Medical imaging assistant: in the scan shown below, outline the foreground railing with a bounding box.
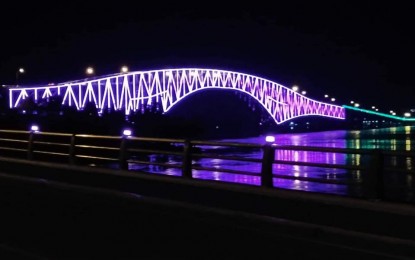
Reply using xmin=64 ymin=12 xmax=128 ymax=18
xmin=0 ymin=129 xmax=414 ymax=201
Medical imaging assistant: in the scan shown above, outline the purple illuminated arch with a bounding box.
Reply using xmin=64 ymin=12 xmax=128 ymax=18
xmin=9 ymin=68 xmax=345 ymax=124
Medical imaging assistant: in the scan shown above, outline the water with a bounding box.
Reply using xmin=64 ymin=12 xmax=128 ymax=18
xmin=128 ymin=126 xmax=415 ymax=202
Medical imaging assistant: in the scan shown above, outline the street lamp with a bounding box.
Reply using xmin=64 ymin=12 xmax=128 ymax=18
xmin=16 ymin=67 xmax=25 ymax=86
xmin=86 ymin=66 xmax=94 ymax=75
xmin=292 ymin=85 xmax=299 ymax=92
xmin=121 ymin=66 xmax=129 ymax=73
xmin=301 ymin=90 xmax=307 ymax=95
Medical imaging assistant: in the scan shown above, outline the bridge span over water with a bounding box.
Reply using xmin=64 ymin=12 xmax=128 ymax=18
xmin=9 ymin=68 xmax=345 ymax=124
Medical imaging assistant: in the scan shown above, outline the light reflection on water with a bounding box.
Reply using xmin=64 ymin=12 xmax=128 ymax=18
xmin=129 ymin=126 xmax=415 ymax=201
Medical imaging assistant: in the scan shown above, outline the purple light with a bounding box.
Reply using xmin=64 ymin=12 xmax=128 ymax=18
xmin=122 ymin=129 xmax=132 ymax=136
xmin=265 ymin=136 xmax=275 ymax=143
xmin=9 ymin=68 xmax=346 ymax=124
xmin=30 ymin=125 xmax=39 ymax=132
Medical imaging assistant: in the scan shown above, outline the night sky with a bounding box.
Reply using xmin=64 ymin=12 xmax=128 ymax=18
xmin=1 ymin=2 xmax=414 ymax=114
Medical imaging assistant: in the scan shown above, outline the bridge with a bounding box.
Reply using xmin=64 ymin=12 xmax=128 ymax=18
xmin=8 ymin=68 xmax=345 ymax=124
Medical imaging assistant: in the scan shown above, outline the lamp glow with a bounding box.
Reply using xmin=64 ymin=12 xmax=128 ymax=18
xmin=30 ymin=125 xmax=39 ymax=132
xmin=265 ymin=135 xmax=275 ymax=143
xmin=404 ymin=112 xmax=411 ymax=117
xmin=122 ymin=129 xmax=132 ymax=136
xmin=301 ymin=90 xmax=306 ymax=95
xmin=292 ymin=85 xmax=299 ymax=92
xmin=19 ymin=68 xmax=25 ymax=73
xmin=121 ymin=66 xmax=129 ymax=73
xmin=86 ymin=67 xmax=94 ymax=75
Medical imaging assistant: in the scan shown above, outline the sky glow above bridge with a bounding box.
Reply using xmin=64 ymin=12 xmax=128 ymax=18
xmin=9 ymin=68 xmax=345 ymax=124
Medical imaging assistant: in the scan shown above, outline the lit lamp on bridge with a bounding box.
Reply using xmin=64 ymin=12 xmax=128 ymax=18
xmin=404 ymin=112 xmax=411 ymax=117
xmin=86 ymin=66 xmax=94 ymax=76
xmin=292 ymin=85 xmax=299 ymax=92
xmin=16 ymin=67 xmax=25 ymax=87
xmin=121 ymin=66 xmax=129 ymax=73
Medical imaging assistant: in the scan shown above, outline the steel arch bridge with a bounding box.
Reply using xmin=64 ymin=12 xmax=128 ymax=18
xmin=9 ymin=68 xmax=345 ymax=124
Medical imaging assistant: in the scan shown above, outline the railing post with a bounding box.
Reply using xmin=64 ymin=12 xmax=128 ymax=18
xmin=27 ymin=131 xmax=34 ymax=160
xmin=182 ymin=140 xmax=193 ymax=179
xmin=119 ymin=136 xmax=129 ymax=170
xmin=261 ymin=143 xmax=275 ymax=188
xmin=69 ymin=134 xmax=76 ymax=165
xmin=365 ymin=149 xmax=385 ymax=200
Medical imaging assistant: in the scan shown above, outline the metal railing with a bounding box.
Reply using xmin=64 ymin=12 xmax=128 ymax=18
xmin=0 ymin=129 xmax=414 ymax=201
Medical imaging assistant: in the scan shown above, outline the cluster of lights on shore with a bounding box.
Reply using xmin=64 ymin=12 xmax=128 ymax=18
xmin=291 ymin=85 xmax=412 ymax=118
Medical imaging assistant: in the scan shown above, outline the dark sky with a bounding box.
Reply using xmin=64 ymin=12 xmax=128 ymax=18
xmin=1 ymin=1 xmax=414 ymax=113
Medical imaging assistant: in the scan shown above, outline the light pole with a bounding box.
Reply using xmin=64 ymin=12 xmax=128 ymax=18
xmin=16 ymin=67 xmax=25 ymax=87
xmin=86 ymin=66 xmax=94 ymax=76
xmin=121 ymin=66 xmax=129 ymax=73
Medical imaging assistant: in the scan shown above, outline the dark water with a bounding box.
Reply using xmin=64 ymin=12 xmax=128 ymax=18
xmin=129 ymin=126 xmax=415 ymax=202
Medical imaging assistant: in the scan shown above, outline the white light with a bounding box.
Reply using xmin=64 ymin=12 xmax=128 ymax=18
xmin=350 ymin=101 xmax=354 ymax=104
xmin=30 ymin=125 xmax=39 ymax=132
xmin=404 ymin=112 xmax=411 ymax=117
xmin=86 ymin=67 xmax=94 ymax=75
xmin=121 ymin=66 xmax=129 ymax=73
xmin=18 ymin=68 xmax=25 ymax=73
xmin=301 ymin=90 xmax=307 ymax=95
xmin=354 ymin=103 xmax=360 ymax=107
xmin=292 ymin=85 xmax=299 ymax=92
xmin=390 ymin=110 xmax=394 ymax=113
xmin=371 ymin=106 xmax=376 ymax=109
xmin=265 ymin=135 xmax=275 ymax=143
xmin=331 ymin=98 xmax=336 ymax=102
xmin=122 ymin=129 xmax=132 ymax=136
xmin=324 ymin=94 xmax=329 ymax=98
xmin=375 ymin=109 xmax=378 ymax=111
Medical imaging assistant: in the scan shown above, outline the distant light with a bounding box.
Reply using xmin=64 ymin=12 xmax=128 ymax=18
xmin=292 ymin=85 xmax=299 ymax=92
xmin=18 ymin=68 xmax=25 ymax=73
xmin=390 ymin=110 xmax=394 ymax=114
xmin=265 ymin=135 xmax=275 ymax=143
xmin=350 ymin=101 xmax=354 ymax=104
xmin=354 ymin=103 xmax=360 ymax=107
xmin=324 ymin=94 xmax=329 ymax=98
xmin=86 ymin=67 xmax=94 ymax=75
xmin=331 ymin=98 xmax=336 ymax=102
xmin=30 ymin=125 xmax=39 ymax=132
xmin=122 ymin=129 xmax=132 ymax=136
xmin=404 ymin=112 xmax=411 ymax=117
xmin=375 ymin=108 xmax=378 ymax=111
xmin=121 ymin=66 xmax=129 ymax=73
xmin=371 ymin=106 xmax=376 ymax=109
xmin=301 ymin=90 xmax=307 ymax=95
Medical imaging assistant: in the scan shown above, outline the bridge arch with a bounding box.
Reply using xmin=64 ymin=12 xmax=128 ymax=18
xmin=9 ymin=68 xmax=345 ymax=124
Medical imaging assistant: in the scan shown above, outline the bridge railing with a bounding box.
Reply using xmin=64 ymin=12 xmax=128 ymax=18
xmin=0 ymin=129 xmax=414 ymax=202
